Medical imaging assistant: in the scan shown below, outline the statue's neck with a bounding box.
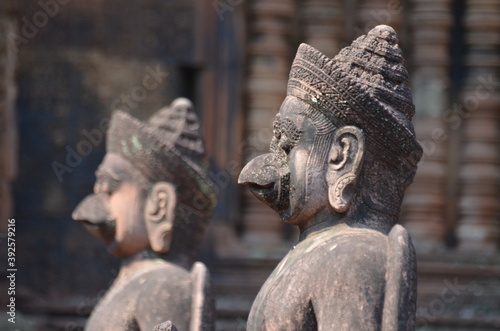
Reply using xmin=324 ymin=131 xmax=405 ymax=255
xmin=347 ymin=203 xmax=397 ymax=234
xmin=119 ymin=249 xmax=194 ymax=278
xmin=119 ymin=249 xmax=164 ymax=276
xmin=297 ymin=208 xmax=344 ymax=242
xmin=296 ymin=202 xmax=398 ymax=244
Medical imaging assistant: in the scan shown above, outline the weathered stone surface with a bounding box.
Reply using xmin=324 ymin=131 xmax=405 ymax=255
xmin=72 ymin=98 xmax=217 ymax=330
xmin=239 ymin=25 xmax=422 ymax=330
xmin=154 ymin=320 xmax=179 ymax=331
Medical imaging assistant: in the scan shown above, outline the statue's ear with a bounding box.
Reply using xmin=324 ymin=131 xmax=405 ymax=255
xmin=326 ymin=126 xmax=364 ymax=213
xmin=144 ymin=182 xmax=177 ymax=253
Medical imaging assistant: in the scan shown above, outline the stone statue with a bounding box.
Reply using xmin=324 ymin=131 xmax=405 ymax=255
xmin=238 ymin=25 xmax=422 ymax=330
xmin=154 ymin=321 xmax=179 ymax=331
xmin=72 ymin=98 xmax=217 ymax=331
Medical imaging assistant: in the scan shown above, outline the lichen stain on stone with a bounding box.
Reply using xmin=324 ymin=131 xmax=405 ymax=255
xmin=131 ymin=135 xmax=143 ymax=151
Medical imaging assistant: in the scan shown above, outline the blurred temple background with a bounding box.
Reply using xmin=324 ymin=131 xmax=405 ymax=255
xmin=0 ymin=0 xmax=499 ymax=330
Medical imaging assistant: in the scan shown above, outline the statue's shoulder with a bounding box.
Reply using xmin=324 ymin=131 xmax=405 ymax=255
xmin=128 ymin=260 xmax=193 ymax=295
xmin=277 ymin=225 xmax=389 ymax=328
xmin=132 ymin=261 xmax=212 ymax=302
xmin=302 ymin=224 xmax=389 ymax=260
xmin=310 ymin=224 xmax=414 ymax=269
xmin=305 ymin=223 xmax=416 ymax=326
xmin=281 ymin=225 xmax=388 ymax=289
xmin=327 ymin=225 xmax=387 ymax=264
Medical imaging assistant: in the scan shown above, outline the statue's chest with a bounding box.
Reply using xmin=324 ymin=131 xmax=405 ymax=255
xmin=247 ymin=252 xmax=318 ymax=331
xmin=85 ymin=284 xmax=138 ymax=331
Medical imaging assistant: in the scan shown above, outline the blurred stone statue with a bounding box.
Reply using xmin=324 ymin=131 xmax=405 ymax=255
xmin=239 ymin=25 xmax=422 ymax=330
xmin=154 ymin=321 xmax=179 ymax=331
xmin=72 ymin=98 xmax=217 ymax=331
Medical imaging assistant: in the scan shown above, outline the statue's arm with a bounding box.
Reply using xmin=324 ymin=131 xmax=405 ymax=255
xmin=313 ymin=237 xmax=387 ymax=330
xmin=381 ymin=224 xmax=417 ymax=331
xmin=189 ymin=262 xmax=215 ymax=331
xmin=134 ymin=272 xmax=192 ymax=331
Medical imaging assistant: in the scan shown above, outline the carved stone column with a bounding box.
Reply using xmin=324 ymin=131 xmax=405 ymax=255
xmin=299 ymin=0 xmax=344 ymax=58
xmin=401 ymin=0 xmax=452 ymax=251
xmin=242 ymin=0 xmax=295 ymax=254
xmin=457 ymin=0 xmax=500 ymax=252
xmin=0 ymin=16 xmax=17 ymax=232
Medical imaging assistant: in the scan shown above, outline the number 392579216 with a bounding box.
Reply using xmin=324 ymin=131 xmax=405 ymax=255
xmin=7 ymin=218 xmax=15 ymax=268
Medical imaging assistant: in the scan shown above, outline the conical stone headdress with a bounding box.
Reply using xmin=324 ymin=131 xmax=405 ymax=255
xmin=287 ymin=25 xmax=422 ymax=182
xmin=106 ymin=98 xmax=217 ymax=215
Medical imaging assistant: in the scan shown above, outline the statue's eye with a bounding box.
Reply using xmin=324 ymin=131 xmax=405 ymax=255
xmin=283 ymin=144 xmax=292 ymax=155
xmin=94 ymin=176 xmax=120 ymax=196
xmin=279 ymin=137 xmax=293 ymax=155
xmin=107 ymin=178 xmax=120 ymax=195
xmin=102 ymin=182 xmax=112 ymax=195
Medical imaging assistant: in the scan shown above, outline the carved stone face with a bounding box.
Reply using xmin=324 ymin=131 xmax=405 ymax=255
xmin=73 ymin=153 xmax=150 ymax=258
xmin=239 ymin=96 xmax=331 ymax=225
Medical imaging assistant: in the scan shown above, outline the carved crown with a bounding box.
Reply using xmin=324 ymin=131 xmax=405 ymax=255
xmin=106 ymin=98 xmax=217 ymax=215
xmin=287 ymin=25 xmax=422 ymax=183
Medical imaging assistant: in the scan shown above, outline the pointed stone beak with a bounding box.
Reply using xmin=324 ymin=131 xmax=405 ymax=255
xmin=72 ymin=193 xmax=115 ymax=243
xmin=238 ymin=153 xmax=280 ymax=205
xmin=238 ymin=153 xmax=279 ymax=186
